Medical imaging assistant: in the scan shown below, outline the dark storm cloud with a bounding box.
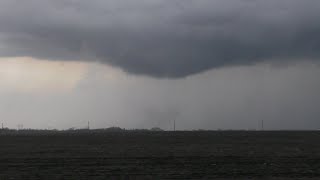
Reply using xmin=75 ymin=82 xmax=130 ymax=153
xmin=0 ymin=0 xmax=320 ymax=77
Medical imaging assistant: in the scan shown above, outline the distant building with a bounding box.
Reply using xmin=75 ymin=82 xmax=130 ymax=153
xmin=105 ymin=127 xmax=123 ymax=132
xmin=150 ymin=127 xmax=164 ymax=131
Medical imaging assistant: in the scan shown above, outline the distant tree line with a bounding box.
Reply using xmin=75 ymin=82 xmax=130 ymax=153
xmin=0 ymin=126 xmax=166 ymax=136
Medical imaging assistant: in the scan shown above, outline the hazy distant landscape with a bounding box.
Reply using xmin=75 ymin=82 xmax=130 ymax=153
xmin=0 ymin=129 xmax=319 ymax=179
xmin=1 ymin=0 xmax=320 ymax=179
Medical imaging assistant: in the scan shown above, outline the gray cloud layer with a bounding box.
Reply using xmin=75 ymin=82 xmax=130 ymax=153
xmin=0 ymin=0 xmax=320 ymax=77
xmin=1 ymin=63 xmax=320 ymax=130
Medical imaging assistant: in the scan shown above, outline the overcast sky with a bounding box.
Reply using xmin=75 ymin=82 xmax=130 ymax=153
xmin=0 ymin=0 xmax=319 ymax=130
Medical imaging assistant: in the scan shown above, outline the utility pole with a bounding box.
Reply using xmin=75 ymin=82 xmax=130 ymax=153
xmin=261 ymin=120 xmax=264 ymax=131
xmin=1 ymin=123 xmax=3 ymax=129
xmin=88 ymin=121 xmax=90 ymax=130
xmin=174 ymin=119 xmax=176 ymax=131
xmin=17 ymin=124 xmax=23 ymax=130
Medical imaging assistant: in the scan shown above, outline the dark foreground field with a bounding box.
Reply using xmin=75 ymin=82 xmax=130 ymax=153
xmin=0 ymin=130 xmax=319 ymax=179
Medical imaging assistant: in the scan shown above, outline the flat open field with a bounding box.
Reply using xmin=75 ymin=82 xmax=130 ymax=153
xmin=0 ymin=130 xmax=319 ymax=179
